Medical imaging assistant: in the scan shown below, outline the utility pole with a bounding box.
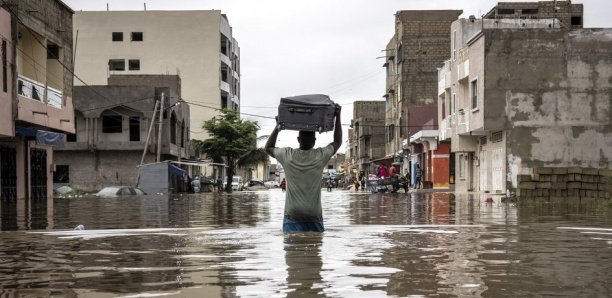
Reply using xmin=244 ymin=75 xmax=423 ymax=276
xmin=140 ymin=100 xmax=159 ymax=165
xmin=157 ymin=92 xmax=165 ymax=162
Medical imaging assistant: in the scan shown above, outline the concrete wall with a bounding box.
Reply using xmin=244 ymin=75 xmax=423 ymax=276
xmin=0 ymin=8 xmax=12 ymax=137
xmin=54 ymin=150 xmax=157 ymax=192
xmin=484 ymin=29 xmax=612 ymax=189
xmin=396 ymin=10 xmax=462 ymax=107
xmin=73 ymin=11 xmax=238 ymax=142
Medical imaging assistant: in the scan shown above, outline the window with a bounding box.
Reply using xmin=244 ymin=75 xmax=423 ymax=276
xmin=180 ymin=121 xmax=185 ymax=147
xmin=471 ymin=79 xmax=478 ymax=109
xmin=129 ymin=117 xmax=140 ymax=141
xmin=388 ymin=125 xmax=395 ymax=142
xmin=521 ymin=8 xmax=539 ymax=14
xmin=128 ymin=59 xmax=140 ymax=71
xmin=102 ymin=115 xmax=122 ymax=133
xmin=480 ymin=136 xmax=487 ymax=146
xmin=451 ymin=30 xmax=457 ymax=61
xmin=108 ymin=59 xmax=125 ymax=71
xmin=67 ymin=117 xmax=77 ymax=142
xmin=53 ymin=165 xmax=69 ymax=183
xmin=112 ymin=32 xmax=123 ymax=41
xmin=441 ymin=98 xmax=445 ymax=118
xmin=2 ymin=40 xmax=6 ymax=93
xmin=491 ymin=131 xmax=503 ymax=143
xmin=47 ymin=44 xmax=59 ymax=59
xmin=451 ymin=93 xmax=456 ymax=114
xmin=458 ymin=154 xmax=464 ymax=178
xmin=571 ymin=16 xmax=582 ymax=26
xmin=131 ymin=32 xmax=143 ymax=41
xmin=170 ymin=113 xmax=177 ymax=144
xmin=221 ymin=95 xmax=228 ymax=109
xmin=498 ymin=9 xmax=515 ymax=15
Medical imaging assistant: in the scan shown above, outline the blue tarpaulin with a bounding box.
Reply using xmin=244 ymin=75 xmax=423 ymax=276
xmin=15 ymin=126 xmax=65 ymax=147
xmin=168 ymin=164 xmax=186 ymax=177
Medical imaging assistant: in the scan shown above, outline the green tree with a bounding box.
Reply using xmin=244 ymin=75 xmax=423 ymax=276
xmin=193 ymin=109 xmax=262 ymax=192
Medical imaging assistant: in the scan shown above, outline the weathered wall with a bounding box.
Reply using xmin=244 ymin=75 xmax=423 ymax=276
xmin=396 ymin=10 xmax=462 ymax=107
xmin=0 ymin=8 xmax=12 ymax=137
xmin=54 ymin=150 xmax=156 ymax=192
xmin=484 ymin=29 xmax=612 ymax=188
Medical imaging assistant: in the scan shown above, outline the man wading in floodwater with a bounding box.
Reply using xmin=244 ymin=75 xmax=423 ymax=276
xmin=265 ymin=104 xmax=342 ymax=232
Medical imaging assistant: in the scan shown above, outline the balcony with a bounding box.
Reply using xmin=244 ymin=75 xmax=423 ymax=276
xmin=438 ymin=60 xmax=451 ymax=95
xmin=18 ymin=75 xmax=62 ymax=108
xmin=220 ymin=81 xmax=231 ymax=93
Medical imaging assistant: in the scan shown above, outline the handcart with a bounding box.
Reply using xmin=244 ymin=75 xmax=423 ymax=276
xmin=366 ymin=176 xmax=399 ymax=193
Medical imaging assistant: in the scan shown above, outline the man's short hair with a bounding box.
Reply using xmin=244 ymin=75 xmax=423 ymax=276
xmin=298 ymin=131 xmax=315 ymax=139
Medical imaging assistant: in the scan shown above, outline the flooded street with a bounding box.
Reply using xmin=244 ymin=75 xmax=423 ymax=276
xmin=1 ymin=190 xmax=612 ymax=297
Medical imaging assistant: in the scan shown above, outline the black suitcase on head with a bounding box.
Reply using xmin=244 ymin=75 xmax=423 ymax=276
xmin=277 ymin=94 xmax=336 ymax=132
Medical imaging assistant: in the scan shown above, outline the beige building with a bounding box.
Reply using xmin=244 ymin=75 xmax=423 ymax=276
xmin=0 ymin=0 xmax=75 ymax=228
xmin=438 ymin=2 xmax=611 ymax=196
xmin=72 ymin=10 xmax=240 ymax=142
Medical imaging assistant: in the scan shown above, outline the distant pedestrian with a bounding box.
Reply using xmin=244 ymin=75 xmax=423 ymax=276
xmin=378 ymin=164 xmax=388 ymax=178
xmin=280 ymin=178 xmax=287 ymax=192
xmin=217 ymin=176 xmax=223 ymax=193
xmin=414 ymin=164 xmax=422 ymax=189
xmin=360 ymin=175 xmax=366 ymax=191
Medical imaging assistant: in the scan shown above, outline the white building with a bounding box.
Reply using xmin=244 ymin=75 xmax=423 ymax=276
xmin=72 ymin=10 xmax=240 ymax=142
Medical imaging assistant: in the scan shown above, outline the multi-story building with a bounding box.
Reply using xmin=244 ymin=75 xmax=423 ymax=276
xmin=350 ymin=101 xmax=386 ymax=176
xmin=438 ymin=2 xmax=611 ymax=195
xmin=0 ymin=0 xmax=75 ymax=226
xmin=72 ymin=10 xmax=240 ymax=143
xmin=383 ymin=10 xmax=462 ymax=184
xmin=54 ymin=75 xmax=190 ymax=192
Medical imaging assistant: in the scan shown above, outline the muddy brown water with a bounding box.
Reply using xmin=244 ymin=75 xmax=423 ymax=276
xmin=0 ymin=190 xmax=611 ymax=297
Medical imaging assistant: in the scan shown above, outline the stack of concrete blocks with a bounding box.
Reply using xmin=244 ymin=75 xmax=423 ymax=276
xmin=517 ymin=167 xmax=612 ymax=199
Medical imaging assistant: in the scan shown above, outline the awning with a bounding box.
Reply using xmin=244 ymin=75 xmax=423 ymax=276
xmin=15 ymin=126 xmax=65 ymax=147
xmin=168 ymin=164 xmax=186 ymax=177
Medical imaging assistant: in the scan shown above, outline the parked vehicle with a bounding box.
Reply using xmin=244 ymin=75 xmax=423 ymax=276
xmin=264 ymin=180 xmax=280 ymax=188
xmin=246 ymin=179 xmax=265 ymax=187
xmin=95 ymin=186 xmax=146 ymax=197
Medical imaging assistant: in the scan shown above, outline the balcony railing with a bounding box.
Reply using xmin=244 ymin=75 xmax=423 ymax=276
xmin=17 ymin=75 xmax=63 ymax=108
xmin=47 ymin=86 xmax=62 ymax=108
xmin=18 ymin=75 xmax=45 ymax=102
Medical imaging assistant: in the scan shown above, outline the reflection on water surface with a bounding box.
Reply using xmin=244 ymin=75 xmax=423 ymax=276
xmin=0 ymin=191 xmax=611 ymax=297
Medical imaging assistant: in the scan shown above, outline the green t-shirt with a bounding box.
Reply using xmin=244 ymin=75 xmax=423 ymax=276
xmin=274 ymin=144 xmax=335 ymax=222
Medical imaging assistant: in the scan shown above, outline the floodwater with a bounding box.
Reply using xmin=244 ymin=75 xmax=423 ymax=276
xmin=1 ymin=190 xmax=612 ymax=297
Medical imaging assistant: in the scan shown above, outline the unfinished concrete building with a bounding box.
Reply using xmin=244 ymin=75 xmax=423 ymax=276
xmin=350 ymin=101 xmax=386 ymax=177
xmin=438 ymin=7 xmax=611 ymax=198
xmin=54 ymin=75 xmax=191 ymax=192
xmin=383 ymin=10 xmax=462 ymax=185
xmin=483 ymin=1 xmax=583 ymax=30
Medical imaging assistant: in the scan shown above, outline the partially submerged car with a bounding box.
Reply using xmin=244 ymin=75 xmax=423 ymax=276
xmin=95 ymin=186 xmax=146 ymax=197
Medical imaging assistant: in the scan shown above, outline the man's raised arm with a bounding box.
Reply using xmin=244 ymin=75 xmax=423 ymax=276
xmin=331 ymin=104 xmax=342 ymax=154
xmin=265 ymin=125 xmax=280 ymax=158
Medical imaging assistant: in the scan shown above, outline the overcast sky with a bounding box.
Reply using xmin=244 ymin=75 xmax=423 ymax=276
xmin=63 ymin=0 xmax=612 ymax=152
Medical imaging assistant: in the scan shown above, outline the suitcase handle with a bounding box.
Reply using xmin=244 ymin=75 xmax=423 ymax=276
xmin=288 ymin=107 xmax=313 ymax=113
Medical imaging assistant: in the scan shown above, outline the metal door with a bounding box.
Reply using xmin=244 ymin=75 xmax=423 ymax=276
xmin=492 ymin=148 xmax=504 ymax=193
xmin=30 ymin=149 xmax=47 ymax=201
xmin=0 ymin=147 xmax=17 ymax=201
xmin=479 ymin=150 xmax=488 ymax=191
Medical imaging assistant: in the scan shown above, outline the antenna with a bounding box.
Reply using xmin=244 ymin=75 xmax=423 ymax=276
xmin=106 ymin=3 xmax=109 ymax=11
xmin=144 ymin=3 xmax=147 ymax=11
